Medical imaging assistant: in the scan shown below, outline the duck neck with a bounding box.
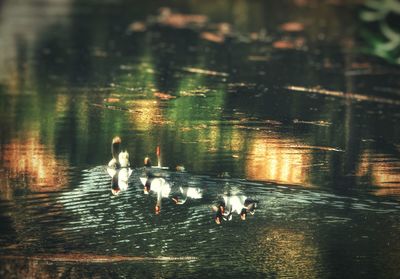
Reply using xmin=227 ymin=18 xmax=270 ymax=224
xmin=112 ymin=141 xmax=121 ymax=161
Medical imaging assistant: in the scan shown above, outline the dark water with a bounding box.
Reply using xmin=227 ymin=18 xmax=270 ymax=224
xmin=1 ymin=0 xmax=400 ymax=278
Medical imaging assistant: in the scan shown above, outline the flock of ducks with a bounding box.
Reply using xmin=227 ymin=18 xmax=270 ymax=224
xmin=107 ymin=136 xmax=258 ymax=224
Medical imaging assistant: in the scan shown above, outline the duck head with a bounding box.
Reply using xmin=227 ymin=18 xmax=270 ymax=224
xmin=155 ymin=205 xmax=161 ymax=215
xmin=143 ymin=179 xmax=151 ymax=194
xmin=111 ymin=172 xmax=120 ymax=195
xmin=244 ymin=198 xmax=258 ymax=215
xmin=112 ymin=137 xmax=121 ymax=158
xmin=240 ymin=208 xmax=247 ymax=220
xmin=144 ymin=157 xmax=152 ymax=167
xmin=212 ymin=201 xmax=226 ymax=224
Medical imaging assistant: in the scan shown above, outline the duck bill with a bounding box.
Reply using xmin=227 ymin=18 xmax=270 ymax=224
xmin=111 ymin=189 xmax=120 ymax=196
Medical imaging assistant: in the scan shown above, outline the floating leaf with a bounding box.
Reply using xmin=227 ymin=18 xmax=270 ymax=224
xmin=154 ymin=92 xmax=176 ymax=100
xmin=182 ymin=67 xmax=229 ymax=77
xmin=128 ymin=21 xmax=147 ymax=32
xmin=104 ymin=98 xmax=120 ymax=103
xmin=158 ymin=8 xmax=208 ymax=29
xmin=200 ymin=32 xmax=225 ymax=43
xmin=280 ymin=22 xmax=304 ymax=32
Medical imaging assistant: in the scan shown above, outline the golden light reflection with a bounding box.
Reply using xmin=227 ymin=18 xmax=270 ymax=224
xmin=245 ymin=136 xmax=312 ymax=186
xmin=0 ymin=132 xmax=69 ymax=197
xmin=128 ymin=100 xmax=167 ymax=130
xmin=357 ymin=150 xmax=400 ymax=196
xmin=254 ymin=228 xmax=321 ymax=278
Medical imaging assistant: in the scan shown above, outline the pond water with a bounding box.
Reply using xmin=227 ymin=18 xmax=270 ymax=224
xmin=1 ymin=0 xmax=400 ymax=278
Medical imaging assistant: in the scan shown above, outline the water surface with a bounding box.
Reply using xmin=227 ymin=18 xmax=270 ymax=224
xmin=1 ymin=0 xmax=400 ymax=278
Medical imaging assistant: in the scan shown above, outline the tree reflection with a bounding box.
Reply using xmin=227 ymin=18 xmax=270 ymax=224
xmin=0 ymin=132 xmax=69 ymax=197
xmin=245 ymin=135 xmax=312 ymax=186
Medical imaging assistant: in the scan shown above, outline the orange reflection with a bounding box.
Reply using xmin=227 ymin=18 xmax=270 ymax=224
xmin=357 ymin=150 xmax=400 ymax=196
xmin=255 ymin=228 xmax=321 ymax=277
xmin=0 ymin=132 xmax=69 ymax=195
xmin=128 ymin=100 xmax=168 ymax=130
xmin=245 ymin=136 xmax=311 ymax=186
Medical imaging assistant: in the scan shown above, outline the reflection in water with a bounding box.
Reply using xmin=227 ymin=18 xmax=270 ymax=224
xmin=128 ymin=100 xmax=168 ymax=130
xmin=0 ymin=132 xmax=69 ymax=195
xmin=108 ymin=168 xmax=132 ymax=196
xmin=245 ymin=135 xmax=312 ymax=186
xmin=172 ymin=186 xmax=203 ymax=205
xmin=139 ymin=169 xmax=203 ymax=213
xmin=0 ymin=164 xmax=398 ymax=278
xmin=255 ymin=228 xmax=321 ymax=278
xmin=0 ymin=0 xmax=400 ymax=278
xmin=140 ymin=176 xmax=171 ymax=214
xmin=358 ymin=150 xmax=400 ymax=196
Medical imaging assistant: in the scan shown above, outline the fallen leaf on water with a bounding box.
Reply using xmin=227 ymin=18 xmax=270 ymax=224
xmin=128 ymin=21 xmax=146 ymax=32
xmin=286 ymin=85 xmax=400 ymax=106
xmin=104 ymin=98 xmax=120 ymax=103
xmin=180 ymin=91 xmax=206 ymax=97
xmin=158 ymin=8 xmax=208 ymax=29
xmin=217 ymin=23 xmax=232 ymax=35
xmin=182 ymin=67 xmax=229 ymax=77
xmin=280 ymin=22 xmax=304 ymax=32
xmin=154 ymin=92 xmax=176 ymax=100
xmin=293 ymin=119 xmax=332 ymax=127
xmin=273 ymin=40 xmax=295 ymax=49
xmin=350 ymin=62 xmax=371 ymax=69
xmin=200 ymin=32 xmax=225 ymax=43
xmin=273 ymin=37 xmax=305 ymax=49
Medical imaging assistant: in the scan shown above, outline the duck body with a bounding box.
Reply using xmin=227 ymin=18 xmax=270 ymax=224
xmin=219 ymin=195 xmax=258 ymax=221
xmin=140 ymin=175 xmax=172 ymax=214
xmin=172 ymin=186 xmax=203 ymax=205
xmin=140 ymin=176 xmax=171 ymax=197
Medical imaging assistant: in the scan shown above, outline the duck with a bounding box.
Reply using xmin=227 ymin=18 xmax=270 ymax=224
xmin=140 ymin=176 xmax=171 ymax=214
xmin=107 ymin=136 xmax=130 ymax=169
xmin=212 ymin=201 xmax=226 ymax=224
xmin=107 ymin=136 xmax=132 ymax=195
xmin=171 ymin=186 xmax=203 ymax=205
xmin=213 ymin=195 xmax=258 ymax=223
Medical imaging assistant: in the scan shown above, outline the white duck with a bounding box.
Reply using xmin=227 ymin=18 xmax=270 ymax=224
xmin=221 ymin=195 xmax=258 ymax=221
xmin=172 ymin=186 xmax=203 ymax=205
xmin=140 ymin=176 xmax=171 ymax=214
xmin=107 ymin=136 xmax=133 ymax=195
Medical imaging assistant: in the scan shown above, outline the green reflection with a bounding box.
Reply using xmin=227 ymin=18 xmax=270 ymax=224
xmin=0 ymin=0 xmax=399 ymax=195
